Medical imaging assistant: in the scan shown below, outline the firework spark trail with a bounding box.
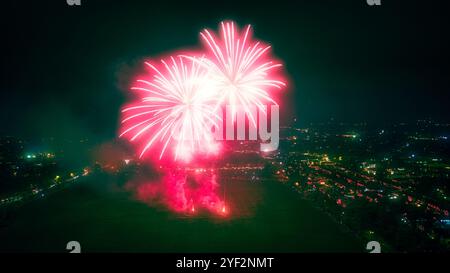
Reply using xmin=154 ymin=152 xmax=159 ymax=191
xmin=195 ymin=21 xmax=286 ymax=125
xmin=120 ymin=56 xmax=220 ymax=161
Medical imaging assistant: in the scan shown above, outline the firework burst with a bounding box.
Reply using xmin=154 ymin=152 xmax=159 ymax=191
xmin=119 ymin=56 xmax=219 ymax=161
xmin=196 ymin=21 xmax=286 ymax=124
xmin=119 ymin=21 xmax=286 ymax=163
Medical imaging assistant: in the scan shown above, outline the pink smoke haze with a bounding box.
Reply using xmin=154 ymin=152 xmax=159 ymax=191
xmin=127 ymin=168 xmax=229 ymax=217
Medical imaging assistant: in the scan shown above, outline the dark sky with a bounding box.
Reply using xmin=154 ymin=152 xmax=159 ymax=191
xmin=1 ymin=0 xmax=449 ymax=141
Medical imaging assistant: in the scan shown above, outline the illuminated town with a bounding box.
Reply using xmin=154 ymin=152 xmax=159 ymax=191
xmin=1 ymin=119 xmax=449 ymax=252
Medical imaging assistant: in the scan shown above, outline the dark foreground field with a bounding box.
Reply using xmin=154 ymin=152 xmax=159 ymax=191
xmin=0 ymin=175 xmax=362 ymax=252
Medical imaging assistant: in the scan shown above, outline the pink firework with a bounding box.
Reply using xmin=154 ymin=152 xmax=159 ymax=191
xmin=119 ymin=21 xmax=286 ymax=163
xmin=118 ymin=21 xmax=287 ymax=217
xmin=196 ymin=21 xmax=286 ymax=124
xmin=119 ymin=56 xmax=219 ymax=162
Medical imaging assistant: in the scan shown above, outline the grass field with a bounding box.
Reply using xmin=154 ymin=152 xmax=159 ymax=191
xmin=0 ymin=175 xmax=362 ymax=252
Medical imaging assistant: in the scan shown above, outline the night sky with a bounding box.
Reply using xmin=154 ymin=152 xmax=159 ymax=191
xmin=1 ymin=0 xmax=449 ymax=141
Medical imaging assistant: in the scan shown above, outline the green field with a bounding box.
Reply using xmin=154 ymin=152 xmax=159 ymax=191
xmin=0 ymin=176 xmax=362 ymax=252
